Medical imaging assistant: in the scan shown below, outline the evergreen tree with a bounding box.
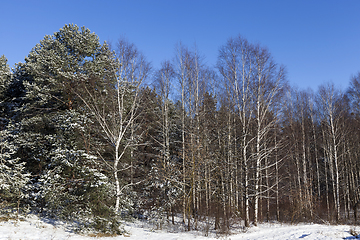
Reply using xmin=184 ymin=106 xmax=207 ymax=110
xmin=0 ymin=55 xmax=11 ymax=122
xmin=0 ymin=55 xmax=30 ymax=216
xmin=0 ymin=124 xmax=30 ymax=215
xmin=13 ymin=24 xmax=120 ymax=233
xmin=0 ymin=55 xmax=10 ymax=97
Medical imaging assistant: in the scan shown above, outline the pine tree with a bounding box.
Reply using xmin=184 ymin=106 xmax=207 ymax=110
xmin=13 ymin=24 xmax=120 ymax=233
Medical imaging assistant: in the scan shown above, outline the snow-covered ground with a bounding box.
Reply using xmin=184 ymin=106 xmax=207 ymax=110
xmin=0 ymin=214 xmax=359 ymax=240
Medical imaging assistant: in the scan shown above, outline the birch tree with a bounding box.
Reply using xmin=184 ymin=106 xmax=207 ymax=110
xmin=251 ymin=44 xmax=286 ymax=225
xmin=218 ymin=35 xmax=254 ymax=227
xmin=317 ymin=83 xmax=345 ymax=222
xmin=174 ymin=43 xmax=188 ymax=224
xmin=347 ymin=73 xmax=360 ymax=115
xmin=346 ymin=73 xmax=360 ymax=222
xmin=75 ymin=39 xmax=150 ymax=213
xmin=152 ymin=60 xmax=180 ymax=223
xmin=218 ymin=35 xmax=286 ymax=226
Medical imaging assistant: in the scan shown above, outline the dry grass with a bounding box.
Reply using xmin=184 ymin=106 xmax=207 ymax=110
xmin=350 ymin=227 xmax=359 ymax=238
xmin=86 ymin=232 xmax=124 ymax=237
xmin=0 ymin=215 xmax=25 ymax=222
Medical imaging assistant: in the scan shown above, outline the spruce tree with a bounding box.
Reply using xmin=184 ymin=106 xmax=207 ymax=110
xmin=0 ymin=125 xmax=30 ymax=216
xmin=0 ymin=55 xmax=11 ymax=120
xmin=0 ymin=55 xmax=30 ymax=216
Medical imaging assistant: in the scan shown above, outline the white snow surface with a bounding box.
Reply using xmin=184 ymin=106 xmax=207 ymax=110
xmin=0 ymin=214 xmax=359 ymax=240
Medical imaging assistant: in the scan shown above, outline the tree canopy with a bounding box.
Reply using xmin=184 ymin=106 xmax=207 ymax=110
xmin=1 ymin=24 xmax=360 ymax=235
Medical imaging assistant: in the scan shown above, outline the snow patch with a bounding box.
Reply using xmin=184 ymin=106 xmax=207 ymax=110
xmin=0 ymin=215 xmax=357 ymax=239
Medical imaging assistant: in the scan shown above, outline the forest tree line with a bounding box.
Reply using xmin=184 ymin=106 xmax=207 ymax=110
xmin=1 ymin=24 xmax=360 ymax=234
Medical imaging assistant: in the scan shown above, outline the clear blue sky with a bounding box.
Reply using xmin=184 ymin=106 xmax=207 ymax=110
xmin=1 ymin=0 xmax=359 ymax=91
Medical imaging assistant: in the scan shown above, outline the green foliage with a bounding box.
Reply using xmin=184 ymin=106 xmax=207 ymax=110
xmin=0 ymin=55 xmax=14 ymax=122
xmin=0 ymin=124 xmax=30 ymax=212
xmin=5 ymin=24 xmax=125 ymax=234
xmin=24 ymin=24 xmax=101 ymax=110
xmin=3 ymin=22 xmax=360 ymax=233
xmin=0 ymin=55 xmax=11 ymax=98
